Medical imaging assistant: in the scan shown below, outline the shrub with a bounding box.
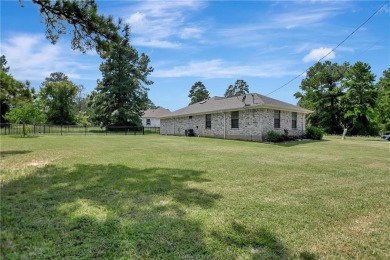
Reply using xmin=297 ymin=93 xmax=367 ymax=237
xmin=305 ymin=126 xmax=323 ymax=140
xmin=381 ymin=121 xmax=390 ymax=132
xmin=265 ymin=131 xmax=283 ymax=142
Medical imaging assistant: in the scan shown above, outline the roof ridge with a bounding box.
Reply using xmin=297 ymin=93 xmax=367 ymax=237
xmin=162 ymin=92 xmax=311 ymax=118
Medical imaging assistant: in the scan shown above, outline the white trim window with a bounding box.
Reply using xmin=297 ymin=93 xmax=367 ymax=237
xmin=205 ymin=114 xmax=211 ymax=129
xmin=231 ymin=111 xmax=239 ymax=129
xmin=292 ymin=112 xmax=297 ymax=129
xmin=274 ymin=110 xmax=280 ymax=128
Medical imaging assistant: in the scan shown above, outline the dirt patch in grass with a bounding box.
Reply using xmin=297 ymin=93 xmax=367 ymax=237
xmin=27 ymin=160 xmax=49 ymax=168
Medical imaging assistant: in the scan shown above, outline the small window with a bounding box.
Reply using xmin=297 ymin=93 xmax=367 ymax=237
xmin=274 ymin=110 xmax=280 ymax=128
xmin=205 ymin=114 xmax=211 ymax=129
xmin=189 ymin=116 xmax=192 ymax=119
xmin=292 ymin=112 xmax=297 ymax=129
xmin=146 ymin=119 xmax=151 ymax=125
xmin=231 ymin=111 xmax=239 ymax=129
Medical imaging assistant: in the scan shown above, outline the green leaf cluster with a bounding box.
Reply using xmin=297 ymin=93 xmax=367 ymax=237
xmin=376 ymin=68 xmax=390 ymax=130
xmin=40 ymin=73 xmax=79 ymax=125
xmin=4 ymin=101 xmax=45 ymax=136
xmin=188 ymin=81 xmax=210 ymax=105
xmin=30 ymin=0 xmax=122 ymax=54
xmin=0 ymin=56 xmax=33 ymax=123
xmin=88 ymin=27 xmax=153 ymax=127
xmin=225 ymin=80 xmax=250 ymax=98
xmin=295 ymin=61 xmax=387 ymax=135
xmin=304 ymin=126 xmax=323 ymax=140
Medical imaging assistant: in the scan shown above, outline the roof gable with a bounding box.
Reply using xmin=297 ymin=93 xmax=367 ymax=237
xmin=142 ymin=107 xmax=171 ymax=118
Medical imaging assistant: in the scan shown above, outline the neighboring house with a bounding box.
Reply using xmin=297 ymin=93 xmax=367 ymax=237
xmin=160 ymin=93 xmax=311 ymax=141
xmin=141 ymin=108 xmax=171 ymax=127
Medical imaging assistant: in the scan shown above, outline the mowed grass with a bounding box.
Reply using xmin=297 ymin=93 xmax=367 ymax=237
xmin=1 ymin=134 xmax=389 ymax=259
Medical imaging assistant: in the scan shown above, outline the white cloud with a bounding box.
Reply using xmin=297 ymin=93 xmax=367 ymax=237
xmin=125 ymin=0 xmax=206 ymax=48
xmin=180 ymin=27 xmax=204 ymax=39
xmin=132 ymin=38 xmax=181 ymax=49
xmin=215 ymin=2 xmax=347 ymax=48
xmin=302 ymin=47 xmax=336 ymax=63
xmin=128 ymin=12 xmax=146 ymax=24
xmin=0 ymin=33 xmax=99 ymax=82
xmin=275 ymin=7 xmax=340 ymax=29
xmin=153 ymin=59 xmax=301 ymax=78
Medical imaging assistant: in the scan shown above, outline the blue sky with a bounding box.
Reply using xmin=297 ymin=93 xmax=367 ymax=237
xmin=1 ymin=1 xmax=389 ymax=111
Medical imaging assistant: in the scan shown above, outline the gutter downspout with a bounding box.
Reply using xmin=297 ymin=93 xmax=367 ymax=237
xmin=223 ymin=112 xmax=226 ymax=139
xmin=173 ymin=117 xmax=176 ymax=136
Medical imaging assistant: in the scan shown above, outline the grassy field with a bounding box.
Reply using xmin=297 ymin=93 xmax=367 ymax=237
xmin=1 ymin=134 xmax=389 ymax=259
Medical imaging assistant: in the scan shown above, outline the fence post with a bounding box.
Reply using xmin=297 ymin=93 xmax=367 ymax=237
xmin=61 ymin=125 xmax=63 ymax=136
xmin=143 ymin=126 xmax=144 ymax=135
xmin=85 ymin=125 xmax=87 ymax=136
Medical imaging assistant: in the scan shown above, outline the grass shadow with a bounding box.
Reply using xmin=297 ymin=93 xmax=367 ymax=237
xmin=0 ymin=150 xmax=32 ymax=158
xmin=268 ymin=139 xmax=329 ymax=147
xmin=363 ymin=139 xmax=389 ymax=142
xmin=7 ymin=135 xmax=41 ymax=139
xmin=211 ymin=220 xmax=290 ymax=259
xmin=1 ymin=164 xmax=221 ymax=259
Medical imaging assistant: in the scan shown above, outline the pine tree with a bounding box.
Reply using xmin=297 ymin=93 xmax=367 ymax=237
xmin=89 ymin=26 xmax=153 ymax=126
xmin=294 ymin=61 xmax=349 ymax=134
xmin=30 ymin=0 xmax=121 ymax=54
xmin=341 ymin=62 xmax=377 ymax=135
xmin=188 ymin=81 xmax=210 ymax=105
xmin=224 ymin=80 xmax=249 ymax=98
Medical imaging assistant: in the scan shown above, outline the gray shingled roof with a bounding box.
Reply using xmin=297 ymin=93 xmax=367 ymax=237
xmin=161 ymin=93 xmax=311 ymax=118
xmin=142 ymin=107 xmax=171 ymax=118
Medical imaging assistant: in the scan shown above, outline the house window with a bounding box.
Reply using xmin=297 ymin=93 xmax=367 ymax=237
xmin=146 ymin=119 xmax=151 ymax=125
xmin=205 ymin=114 xmax=211 ymax=129
xmin=292 ymin=112 xmax=297 ymax=129
xmin=231 ymin=111 xmax=239 ymax=129
xmin=274 ymin=110 xmax=280 ymax=128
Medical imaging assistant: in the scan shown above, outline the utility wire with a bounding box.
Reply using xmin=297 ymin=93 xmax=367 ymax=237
xmin=266 ymin=0 xmax=389 ymax=96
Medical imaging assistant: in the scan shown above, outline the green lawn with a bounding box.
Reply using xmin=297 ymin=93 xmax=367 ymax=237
xmin=1 ymin=135 xmax=389 ymax=259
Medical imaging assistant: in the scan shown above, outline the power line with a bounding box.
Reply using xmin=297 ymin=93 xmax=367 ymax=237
xmin=266 ymin=0 xmax=389 ymax=96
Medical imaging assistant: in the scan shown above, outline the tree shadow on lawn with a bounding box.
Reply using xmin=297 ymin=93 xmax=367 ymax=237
xmin=1 ymin=164 xmax=223 ymax=259
xmin=7 ymin=135 xmax=41 ymax=139
xmin=270 ymin=139 xmax=329 ymax=147
xmin=1 ymin=164 xmax=298 ymax=259
xmin=211 ymin=220 xmax=290 ymax=259
xmin=0 ymin=150 xmax=32 ymax=158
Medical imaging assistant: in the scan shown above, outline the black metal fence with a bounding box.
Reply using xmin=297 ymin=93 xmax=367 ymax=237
xmin=144 ymin=127 xmax=160 ymax=134
xmin=0 ymin=124 xmax=159 ymax=136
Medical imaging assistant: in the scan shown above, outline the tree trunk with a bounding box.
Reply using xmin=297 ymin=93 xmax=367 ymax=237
xmin=22 ymin=122 xmax=26 ymax=137
xmin=342 ymin=128 xmax=348 ymax=139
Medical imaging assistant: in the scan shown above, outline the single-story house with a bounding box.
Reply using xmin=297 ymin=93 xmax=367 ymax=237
xmin=160 ymin=93 xmax=311 ymax=141
xmin=141 ymin=107 xmax=171 ymax=127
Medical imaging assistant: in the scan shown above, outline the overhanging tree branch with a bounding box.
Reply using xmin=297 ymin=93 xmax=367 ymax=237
xmin=22 ymin=0 xmax=122 ymax=54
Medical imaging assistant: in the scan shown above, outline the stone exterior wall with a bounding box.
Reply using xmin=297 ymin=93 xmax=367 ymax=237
xmin=160 ymin=108 xmax=306 ymax=141
xmin=141 ymin=117 xmax=160 ymax=127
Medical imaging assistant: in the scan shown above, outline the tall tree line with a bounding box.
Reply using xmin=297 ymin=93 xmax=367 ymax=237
xmin=295 ymin=61 xmax=390 ymax=136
